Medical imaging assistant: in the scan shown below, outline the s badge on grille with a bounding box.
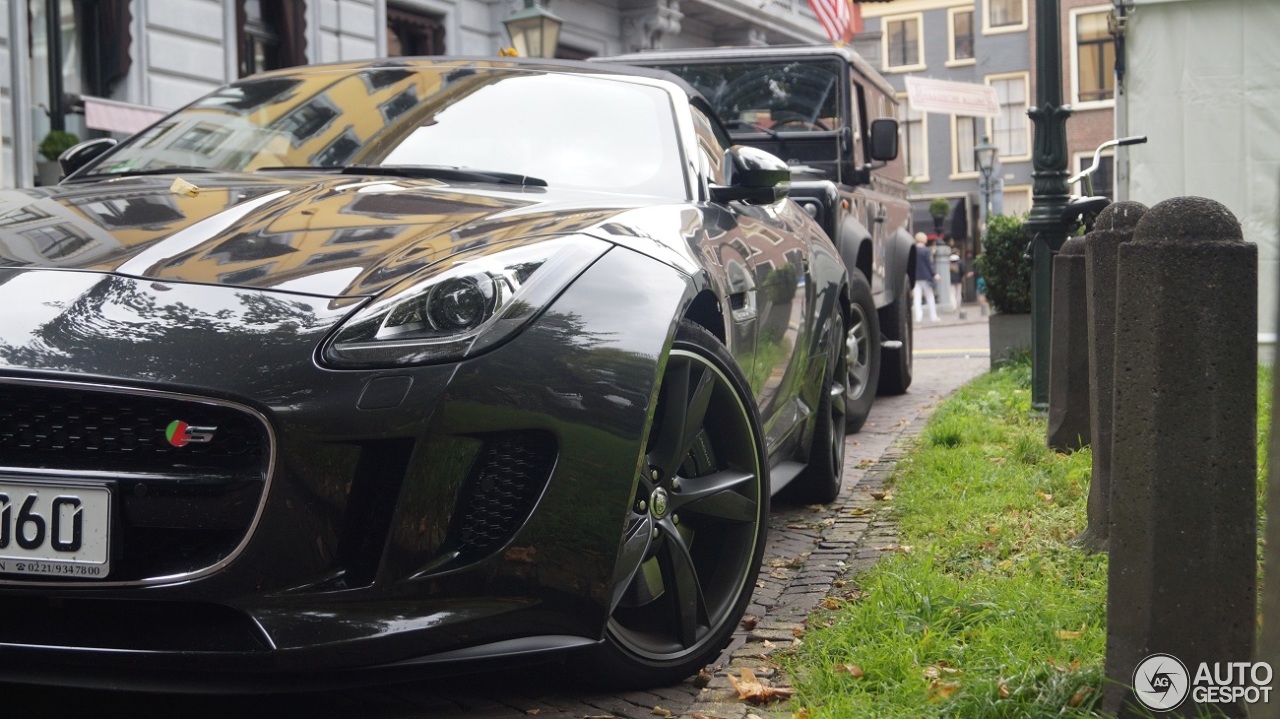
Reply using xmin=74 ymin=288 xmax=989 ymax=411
xmin=166 ymin=420 xmax=218 ymax=447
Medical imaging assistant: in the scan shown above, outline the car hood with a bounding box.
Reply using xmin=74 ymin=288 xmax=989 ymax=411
xmin=0 ymin=173 xmax=667 ymax=298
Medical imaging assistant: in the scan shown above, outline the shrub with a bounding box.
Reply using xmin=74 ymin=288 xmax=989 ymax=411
xmin=975 ymin=213 xmax=1031 ymax=314
xmin=38 ymin=130 xmax=80 ymax=162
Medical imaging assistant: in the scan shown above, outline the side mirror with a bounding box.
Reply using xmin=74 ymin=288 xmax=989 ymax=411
xmin=711 ymin=146 xmax=791 ymax=205
xmin=59 ymin=138 xmax=118 ymax=177
xmin=868 ymin=118 xmax=899 ymax=162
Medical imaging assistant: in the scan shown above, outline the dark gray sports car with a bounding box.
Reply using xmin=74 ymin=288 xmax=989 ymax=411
xmin=0 ymin=58 xmax=858 ymax=689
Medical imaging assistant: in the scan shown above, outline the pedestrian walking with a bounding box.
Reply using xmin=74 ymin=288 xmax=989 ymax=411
xmin=913 ymin=232 xmax=939 ymax=322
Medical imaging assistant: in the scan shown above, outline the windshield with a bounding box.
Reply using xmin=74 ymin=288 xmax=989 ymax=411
xmin=88 ymin=66 xmax=687 ymax=197
xmin=659 ymin=60 xmax=843 ymax=134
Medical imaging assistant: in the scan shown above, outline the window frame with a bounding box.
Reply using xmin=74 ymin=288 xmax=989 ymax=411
xmin=1000 ymin=183 xmax=1033 ymax=218
xmin=950 ymin=114 xmax=981 ymax=180
xmin=947 ymin=6 xmax=976 ymax=67
xmin=881 ymin=13 xmax=926 ymax=73
xmin=984 ymin=71 xmax=1031 ymax=163
xmin=982 ymin=0 xmax=1027 ymax=35
xmin=1072 ymin=150 xmax=1115 ymax=199
xmin=897 ymin=92 xmax=929 ymax=183
xmin=1070 ymin=4 xmax=1116 ymax=109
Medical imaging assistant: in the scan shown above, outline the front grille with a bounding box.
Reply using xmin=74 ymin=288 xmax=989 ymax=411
xmin=452 ymin=431 xmax=557 ymax=560
xmin=0 ymin=383 xmax=266 ymax=475
xmin=0 ymin=380 xmax=271 ymax=584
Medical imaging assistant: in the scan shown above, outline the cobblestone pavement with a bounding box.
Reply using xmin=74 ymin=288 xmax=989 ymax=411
xmin=13 ymin=313 xmax=989 ymax=719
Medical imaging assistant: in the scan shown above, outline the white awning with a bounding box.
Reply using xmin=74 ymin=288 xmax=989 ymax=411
xmin=83 ymin=96 xmax=166 ymax=135
xmin=905 ymin=76 xmax=1000 ymax=117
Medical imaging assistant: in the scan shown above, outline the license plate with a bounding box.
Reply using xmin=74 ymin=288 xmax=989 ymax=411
xmin=0 ymin=480 xmax=111 ymax=578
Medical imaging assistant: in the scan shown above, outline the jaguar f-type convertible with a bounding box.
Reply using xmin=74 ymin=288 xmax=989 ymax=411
xmin=0 ymin=58 xmax=873 ymax=689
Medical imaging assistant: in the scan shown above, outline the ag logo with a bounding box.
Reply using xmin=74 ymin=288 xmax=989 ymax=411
xmin=165 ymin=420 xmax=217 ymax=447
xmin=1135 ymin=653 xmax=1190 ymax=712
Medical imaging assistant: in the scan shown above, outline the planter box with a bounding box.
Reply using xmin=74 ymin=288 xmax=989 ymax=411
xmin=989 ymin=312 xmax=1031 ymax=368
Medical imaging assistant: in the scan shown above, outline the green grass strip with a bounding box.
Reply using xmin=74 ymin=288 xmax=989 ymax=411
xmin=784 ymin=360 xmax=1272 ymax=718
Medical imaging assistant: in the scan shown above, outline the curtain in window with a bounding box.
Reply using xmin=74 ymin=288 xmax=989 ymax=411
xmin=273 ymin=0 xmax=308 ymax=68
xmin=96 ymin=0 xmax=132 ymax=92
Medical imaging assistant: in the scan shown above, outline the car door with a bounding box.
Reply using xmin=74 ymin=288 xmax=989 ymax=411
xmin=689 ymin=105 xmax=809 ymax=453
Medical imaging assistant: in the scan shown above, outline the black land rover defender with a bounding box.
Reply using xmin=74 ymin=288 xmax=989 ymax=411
xmin=603 ymin=46 xmax=917 ymax=426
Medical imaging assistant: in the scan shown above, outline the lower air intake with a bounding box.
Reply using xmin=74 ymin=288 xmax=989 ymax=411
xmin=453 ymin=430 xmax=556 ymax=560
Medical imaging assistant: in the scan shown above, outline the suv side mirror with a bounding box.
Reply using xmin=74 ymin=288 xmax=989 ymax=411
xmin=59 ymin=138 xmax=118 ymax=177
xmin=711 ymin=146 xmax=791 ymax=205
xmin=868 ymin=118 xmax=899 ymax=162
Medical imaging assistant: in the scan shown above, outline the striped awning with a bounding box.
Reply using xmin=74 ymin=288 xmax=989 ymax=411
xmin=83 ymin=96 xmax=166 ymax=135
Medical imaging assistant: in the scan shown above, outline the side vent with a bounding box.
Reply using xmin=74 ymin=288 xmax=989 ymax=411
xmin=337 ymin=438 xmax=416 ymax=587
xmin=452 ymin=431 xmax=557 ymax=561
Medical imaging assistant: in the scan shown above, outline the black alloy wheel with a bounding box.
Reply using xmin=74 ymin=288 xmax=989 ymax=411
xmin=877 ymin=272 xmax=914 ymax=395
xmin=844 ymin=272 xmax=881 ymax=433
xmin=789 ymin=308 xmax=848 ymax=504
xmin=593 ymin=320 xmax=768 ymax=687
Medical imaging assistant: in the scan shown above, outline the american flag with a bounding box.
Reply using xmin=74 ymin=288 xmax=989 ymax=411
xmin=808 ymin=0 xmax=854 ymax=43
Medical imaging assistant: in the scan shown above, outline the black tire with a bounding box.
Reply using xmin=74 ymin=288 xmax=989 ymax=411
xmin=877 ymin=273 xmax=914 ymax=395
xmin=844 ymin=272 xmax=881 ymax=433
xmin=789 ymin=310 xmax=847 ymax=504
xmin=586 ymin=320 xmax=769 ymax=688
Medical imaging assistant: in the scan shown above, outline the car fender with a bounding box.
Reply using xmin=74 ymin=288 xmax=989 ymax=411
xmin=884 ymin=226 xmax=916 ymax=297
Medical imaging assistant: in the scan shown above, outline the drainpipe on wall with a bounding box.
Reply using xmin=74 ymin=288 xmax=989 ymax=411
xmin=10 ymin=0 xmax=34 ymax=188
xmin=1111 ymin=0 xmax=1130 ymax=201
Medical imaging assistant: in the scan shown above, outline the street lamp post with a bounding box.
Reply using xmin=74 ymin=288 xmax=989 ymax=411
xmin=1026 ymin=0 xmax=1073 ymax=414
xmin=975 ymin=136 xmax=998 ymax=249
xmin=502 ymin=0 xmax=564 ymax=59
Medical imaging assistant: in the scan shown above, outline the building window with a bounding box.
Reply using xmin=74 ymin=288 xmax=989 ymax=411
xmin=983 ymin=0 xmax=1026 ymax=33
xmin=883 ymin=15 xmax=923 ymax=70
xmin=953 ymin=116 xmax=980 ymax=176
xmin=387 ymin=5 xmax=446 ymax=56
xmin=1074 ymin=152 xmax=1114 ymax=199
xmin=949 ymin=8 xmax=974 ymax=63
xmin=238 ymin=0 xmax=306 ymax=78
xmin=898 ymin=93 xmax=927 ymax=180
xmin=1001 ymin=185 xmax=1032 ymax=217
xmin=1074 ymin=7 xmax=1115 ymax=104
xmin=987 ymin=74 xmax=1029 ymax=159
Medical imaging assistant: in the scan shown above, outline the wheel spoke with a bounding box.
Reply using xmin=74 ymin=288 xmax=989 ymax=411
xmin=658 ymin=521 xmax=708 ymax=648
xmin=671 ymin=469 xmax=758 ymax=523
xmin=679 ymin=366 xmax=716 ymax=462
xmin=610 ymin=514 xmax=654 ymax=611
xmin=648 ymin=358 xmax=690 ymax=476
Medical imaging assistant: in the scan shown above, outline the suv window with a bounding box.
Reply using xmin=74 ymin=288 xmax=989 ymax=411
xmin=662 ymin=61 xmax=843 ymax=135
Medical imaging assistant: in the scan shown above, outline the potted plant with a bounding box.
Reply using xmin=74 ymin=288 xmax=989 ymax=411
xmin=929 ymin=196 xmax=950 ymax=236
xmin=975 ymin=213 xmax=1031 ymax=366
xmin=36 ymin=130 xmax=79 ymax=186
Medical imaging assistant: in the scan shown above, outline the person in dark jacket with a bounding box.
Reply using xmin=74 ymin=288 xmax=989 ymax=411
xmin=913 ymin=232 xmax=939 ymax=322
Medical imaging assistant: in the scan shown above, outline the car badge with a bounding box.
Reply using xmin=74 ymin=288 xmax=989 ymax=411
xmin=166 ymin=420 xmax=218 ymax=447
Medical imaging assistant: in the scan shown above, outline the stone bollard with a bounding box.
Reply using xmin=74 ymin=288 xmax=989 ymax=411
xmin=934 ymin=242 xmax=955 ymax=313
xmin=1076 ymin=201 xmax=1147 ymax=552
xmin=1046 ymin=235 xmax=1090 ymax=452
xmin=1102 ymin=197 xmax=1256 ymax=718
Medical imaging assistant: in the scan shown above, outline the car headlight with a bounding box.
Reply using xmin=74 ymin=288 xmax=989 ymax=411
xmin=322 ymin=235 xmax=610 ymax=368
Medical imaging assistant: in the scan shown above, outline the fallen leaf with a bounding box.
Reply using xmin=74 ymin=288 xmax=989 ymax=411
xmin=792 ymin=627 xmax=806 ymax=638
xmin=1068 ymin=685 xmax=1094 ymax=707
xmin=1036 ymin=490 xmax=1054 ymax=505
xmin=525 ymin=711 xmax=541 ymax=716
xmin=870 ymin=491 xmax=892 ymax=501
xmin=849 ymin=508 xmax=870 ymax=516
xmin=927 ymin=679 xmax=961 ymax=702
xmin=898 ymin=545 xmax=914 ymax=554
xmin=693 ymin=668 xmax=713 ymax=688
xmin=820 ymin=598 xmax=841 ymax=610
xmin=834 ymin=663 xmax=864 ymax=677
xmin=999 ymin=681 xmax=1010 ymax=698
xmin=806 ymin=504 xmax=826 ymax=512
xmin=728 ymin=668 xmax=796 ymax=704
xmin=691 ymin=715 xmax=731 ymax=719
xmin=763 ymin=640 xmax=776 ymax=650
xmin=741 ymin=615 xmax=759 ymax=630
xmin=169 ymin=178 xmax=200 ymax=197
xmin=1055 ymin=623 xmax=1087 ymax=640
xmin=786 ymin=524 xmax=809 ymax=530
xmin=997 ymin=559 xmax=1014 ymax=569
xmin=651 ymin=707 xmax=673 ymax=717
xmin=504 ymin=546 xmax=537 ymax=563
xmin=924 ymin=666 xmax=939 ymax=679
xmin=986 ymin=525 xmax=1000 ymax=535
xmin=792 ymin=708 xmax=812 ymax=719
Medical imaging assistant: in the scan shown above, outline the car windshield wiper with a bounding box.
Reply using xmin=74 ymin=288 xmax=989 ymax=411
xmin=336 ymin=164 xmax=548 ymax=187
xmin=74 ymin=166 xmax=224 ymax=180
